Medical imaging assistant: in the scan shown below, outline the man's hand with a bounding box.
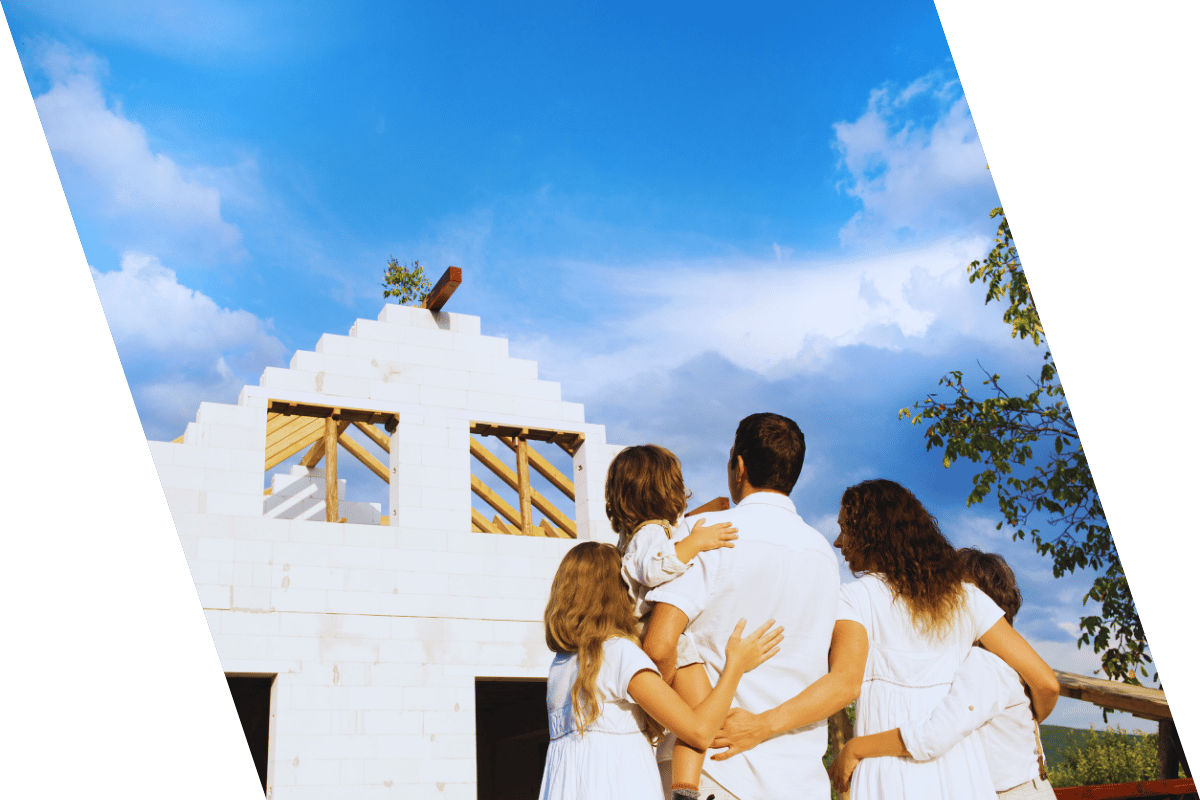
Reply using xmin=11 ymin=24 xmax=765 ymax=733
xmin=709 ymin=707 xmax=772 ymax=760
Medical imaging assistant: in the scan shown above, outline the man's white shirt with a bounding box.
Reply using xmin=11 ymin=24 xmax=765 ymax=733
xmin=646 ymin=491 xmax=840 ymax=800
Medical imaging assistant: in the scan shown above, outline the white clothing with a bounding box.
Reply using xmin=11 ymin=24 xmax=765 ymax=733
xmin=899 ymin=647 xmax=1046 ymax=792
xmin=620 ymin=521 xmax=703 ymax=667
xmin=538 ymin=637 xmax=661 ymax=800
xmin=838 ymin=574 xmax=1005 ymax=800
xmin=622 ymin=521 xmax=690 ymax=620
xmin=647 ymin=492 xmax=840 ymax=800
xmin=997 ymin=776 xmax=1055 ymax=799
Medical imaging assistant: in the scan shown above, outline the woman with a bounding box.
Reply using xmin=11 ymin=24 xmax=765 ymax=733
xmin=710 ymin=479 xmax=1058 ymax=799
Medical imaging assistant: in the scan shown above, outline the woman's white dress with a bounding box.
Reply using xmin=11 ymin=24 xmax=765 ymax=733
xmin=839 ymin=574 xmax=1005 ymax=800
xmin=538 ymin=637 xmax=663 ymax=800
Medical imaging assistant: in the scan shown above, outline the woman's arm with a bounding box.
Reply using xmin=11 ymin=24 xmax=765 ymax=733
xmin=978 ymin=619 xmax=1059 ymax=722
xmin=629 ymin=619 xmax=783 ymax=750
xmin=828 ymin=729 xmax=908 ymax=794
xmin=710 ymin=619 xmax=868 ymax=760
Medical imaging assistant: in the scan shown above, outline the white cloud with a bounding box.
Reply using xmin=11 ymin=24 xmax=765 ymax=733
xmin=834 ymin=74 xmax=1000 ymax=245
xmin=32 ymin=42 xmax=247 ymax=262
xmin=511 ymin=233 xmax=1032 ymax=399
xmin=91 ymin=252 xmax=287 ymax=439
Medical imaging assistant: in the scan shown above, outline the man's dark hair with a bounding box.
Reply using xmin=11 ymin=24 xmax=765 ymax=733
xmin=732 ymin=413 xmax=805 ymax=494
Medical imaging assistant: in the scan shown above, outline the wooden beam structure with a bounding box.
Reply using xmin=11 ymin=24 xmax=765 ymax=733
xmin=266 ymin=399 xmax=399 ymax=432
xmin=1054 ymin=670 xmax=1172 ymax=721
xmin=324 ymin=417 xmax=339 ymax=523
xmin=470 ymin=474 xmax=522 ymax=528
xmin=352 ymin=420 xmax=391 ymax=453
xmin=338 ymin=430 xmax=389 ymax=482
xmin=469 ymin=437 xmax=576 ymax=536
xmin=516 ymin=438 xmax=534 ymax=536
xmin=497 ymin=435 xmax=574 ymax=500
xmin=469 ymin=421 xmax=585 ymax=456
xmin=266 ymin=416 xmax=325 ymax=470
xmin=420 ymin=266 xmax=462 ymax=312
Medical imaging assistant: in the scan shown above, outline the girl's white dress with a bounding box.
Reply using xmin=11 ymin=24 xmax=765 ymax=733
xmin=538 ymin=637 xmax=663 ymax=800
xmin=839 ymin=574 xmax=1005 ymax=800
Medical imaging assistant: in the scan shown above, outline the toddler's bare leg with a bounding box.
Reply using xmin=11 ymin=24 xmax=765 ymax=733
xmin=671 ymin=663 xmax=712 ymax=796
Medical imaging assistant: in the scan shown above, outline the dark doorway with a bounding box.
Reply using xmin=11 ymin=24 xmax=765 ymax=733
xmin=476 ymin=679 xmax=549 ymax=800
xmin=226 ymin=674 xmax=274 ymax=793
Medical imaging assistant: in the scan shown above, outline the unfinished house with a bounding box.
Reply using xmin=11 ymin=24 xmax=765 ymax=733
xmin=149 ymin=271 xmax=623 ymax=799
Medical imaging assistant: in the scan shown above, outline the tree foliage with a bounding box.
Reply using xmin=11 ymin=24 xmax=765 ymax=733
xmin=900 ymin=208 xmax=1150 ymax=686
xmin=1047 ymin=725 xmax=1159 ymax=786
xmin=381 ymin=256 xmax=431 ymax=305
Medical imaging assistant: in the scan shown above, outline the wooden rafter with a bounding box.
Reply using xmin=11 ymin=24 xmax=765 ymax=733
xmin=352 ymin=420 xmax=390 ymax=453
xmin=471 ymin=507 xmax=501 ymax=534
xmin=265 ymin=416 xmax=325 ymax=470
xmin=470 ymin=474 xmax=522 ymax=528
xmin=338 ymin=430 xmax=389 ymax=482
xmin=469 ymin=438 xmax=576 ymax=536
xmin=419 ymin=266 xmax=462 ymax=312
xmin=497 ymin=435 xmax=574 ymax=500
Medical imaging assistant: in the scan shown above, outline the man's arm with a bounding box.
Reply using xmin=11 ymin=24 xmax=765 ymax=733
xmin=644 ymin=602 xmax=689 ymax=686
xmin=711 ymin=619 xmax=867 ymax=760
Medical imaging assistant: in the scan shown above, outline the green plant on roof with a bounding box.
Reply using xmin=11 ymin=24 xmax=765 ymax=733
xmin=381 ymin=256 xmax=431 ymax=305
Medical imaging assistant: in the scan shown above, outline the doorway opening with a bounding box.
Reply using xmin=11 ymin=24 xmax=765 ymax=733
xmin=226 ymin=673 xmax=275 ymax=793
xmin=475 ymin=678 xmax=549 ymax=800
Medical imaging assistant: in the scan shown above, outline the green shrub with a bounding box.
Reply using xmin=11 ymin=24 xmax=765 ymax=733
xmin=1047 ymin=724 xmax=1158 ymax=786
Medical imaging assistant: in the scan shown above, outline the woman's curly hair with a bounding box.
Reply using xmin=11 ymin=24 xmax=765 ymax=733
xmin=838 ymin=479 xmax=966 ymax=638
xmin=544 ymin=543 xmax=643 ymax=734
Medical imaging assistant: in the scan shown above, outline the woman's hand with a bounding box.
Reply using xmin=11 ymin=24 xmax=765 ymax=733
xmin=710 ymin=707 xmax=772 ymax=760
xmin=828 ymin=740 xmax=862 ymax=794
xmin=724 ymin=618 xmax=784 ymax=675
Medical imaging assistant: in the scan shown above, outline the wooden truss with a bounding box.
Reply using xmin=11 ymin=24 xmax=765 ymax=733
xmin=264 ymin=401 xmax=397 ymax=523
xmin=468 ymin=422 xmax=582 ymax=539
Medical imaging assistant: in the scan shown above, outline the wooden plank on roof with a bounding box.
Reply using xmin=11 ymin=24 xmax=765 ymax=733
xmin=172 ymin=434 xmax=184 ymax=444
xmin=1054 ymin=671 xmax=1171 ymax=720
xmin=338 ymin=430 xmax=389 ymax=482
xmin=266 ymin=399 xmax=399 ymax=428
xmin=420 ymin=266 xmax=462 ymax=312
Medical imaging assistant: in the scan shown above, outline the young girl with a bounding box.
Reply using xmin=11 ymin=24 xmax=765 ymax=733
xmin=604 ymin=444 xmax=738 ymax=798
xmin=538 ymin=542 xmax=783 ymax=800
xmin=828 ymin=549 xmax=1055 ymax=799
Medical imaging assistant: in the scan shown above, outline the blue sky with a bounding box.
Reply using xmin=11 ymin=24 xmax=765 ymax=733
xmin=5 ymin=0 xmax=1144 ymax=728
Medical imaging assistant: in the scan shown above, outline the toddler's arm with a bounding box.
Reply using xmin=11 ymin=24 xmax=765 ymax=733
xmin=622 ymin=523 xmax=690 ymax=590
xmin=673 ymin=517 xmax=738 ymax=564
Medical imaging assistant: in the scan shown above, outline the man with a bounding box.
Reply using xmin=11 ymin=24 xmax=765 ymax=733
xmin=644 ymin=412 xmax=840 ymax=800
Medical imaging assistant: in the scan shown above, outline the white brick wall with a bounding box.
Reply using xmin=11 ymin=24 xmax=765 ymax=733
xmin=148 ymin=303 xmax=614 ymax=799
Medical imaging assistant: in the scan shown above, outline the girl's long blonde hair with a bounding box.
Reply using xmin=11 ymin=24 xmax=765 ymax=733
xmin=544 ymin=542 xmax=642 ymax=732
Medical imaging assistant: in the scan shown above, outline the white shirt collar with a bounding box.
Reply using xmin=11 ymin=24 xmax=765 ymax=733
xmin=735 ymin=491 xmax=797 ymax=514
